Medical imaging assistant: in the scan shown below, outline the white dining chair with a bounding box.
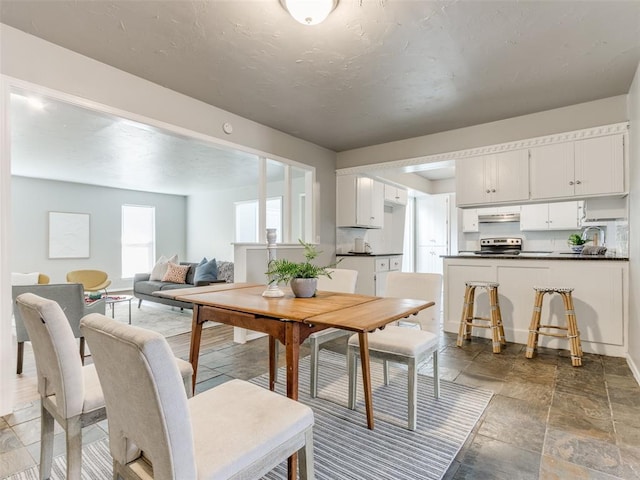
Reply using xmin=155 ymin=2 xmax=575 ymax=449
xmin=347 ymin=272 xmax=442 ymax=430
xmin=81 ymin=314 xmax=315 ymax=480
xmin=15 ymin=293 xmax=194 ymax=480
xmin=309 ymin=268 xmax=358 ymax=397
xmin=273 ymin=268 xmax=358 ymax=397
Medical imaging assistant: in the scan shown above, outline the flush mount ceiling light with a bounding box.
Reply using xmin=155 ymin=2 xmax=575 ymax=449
xmin=280 ymin=0 xmax=338 ymax=26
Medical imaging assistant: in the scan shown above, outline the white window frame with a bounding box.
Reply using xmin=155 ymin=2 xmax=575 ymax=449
xmin=121 ymin=205 xmax=156 ymax=279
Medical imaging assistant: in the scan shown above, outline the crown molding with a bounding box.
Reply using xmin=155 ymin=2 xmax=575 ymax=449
xmin=337 ymin=122 xmax=629 ymax=176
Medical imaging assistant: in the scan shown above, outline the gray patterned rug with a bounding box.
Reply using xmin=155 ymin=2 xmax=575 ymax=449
xmin=8 ymin=350 xmax=492 ymax=480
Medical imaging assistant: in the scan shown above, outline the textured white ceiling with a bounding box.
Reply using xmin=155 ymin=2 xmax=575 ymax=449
xmin=3 ymin=1 xmax=640 ymax=193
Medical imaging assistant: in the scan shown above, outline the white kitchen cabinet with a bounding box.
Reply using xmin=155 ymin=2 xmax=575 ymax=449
xmin=461 ymin=209 xmax=478 ymax=232
xmin=384 ymin=184 xmax=408 ymax=206
xmin=530 ymin=134 xmax=624 ymax=200
xmin=443 ymin=257 xmax=628 ymax=357
xmin=456 ymin=149 xmax=529 ymax=206
xmin=336 ymin=254 xmax=402 ymax=296
xmin=337 ymin=175 xmax=384 ymax=228
xmin=520 ymin=201 xmax=580 ymax=231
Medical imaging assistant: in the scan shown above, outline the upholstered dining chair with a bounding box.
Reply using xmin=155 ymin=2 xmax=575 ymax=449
xmin=309 ymin=268 xmax=358 ymax=397
xmin=81 ymin=314 xmax=315 ymax=480
xmin=12 ymin=283 xmax=105 ymax=374
xmin=66 ymin=269 xmax=111 ymax=293
xmin=347 ymin=272 xmax=442 ymax=430
xmin=15 ymin=293 xmax=194 ymax=480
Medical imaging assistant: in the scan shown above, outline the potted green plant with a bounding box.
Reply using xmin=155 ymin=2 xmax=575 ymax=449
xmin=266 ymin=240 xmax=338 ymax=297
xmin=567 ymin=233 xmax=590 ymax=253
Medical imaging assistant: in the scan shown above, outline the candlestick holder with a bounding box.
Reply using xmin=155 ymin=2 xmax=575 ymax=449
xmin=262 ymin=228 xmax=285 ymax=297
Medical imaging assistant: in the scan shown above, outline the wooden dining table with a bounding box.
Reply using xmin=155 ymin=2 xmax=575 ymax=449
xmin=156 ymin=282 xmax=433 ymax=479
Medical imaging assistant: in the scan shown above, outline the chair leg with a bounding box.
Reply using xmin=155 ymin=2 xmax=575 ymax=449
xmin=40 ymin=403 xmax=55 ymax=480
xmin=432 ymin=350 xmax=440 ymax=399
xmin=408 ymin=357 xmax=417 ymax=431
xmin=298 ymin=428 xmax=315 ymax=480
xmin=347 ymin=347 xmax=357 ymax=410
xmin=273 ymin=342 xmax=280 ymax=383
xmin=138 ymin=298 xmax=142 ymax=308
xmin=383 ymin=360 xmax=390 ymax=386
xmin=525 ymin=291 xmax=545 ymax=359
xmin=16 ymin=342 xmax=24 ymax=375
xmin=489 ymin=287 xmax=502 ymax=354
xmin=66 ymin=415 xmax=83 ymax=480
xmin=561 ymin=292 xmax=582 ymax=367
xmin=310 ymin=336 xmax=320 ymax=397
xmin=79 ymin=337 xmax=85 ymax=366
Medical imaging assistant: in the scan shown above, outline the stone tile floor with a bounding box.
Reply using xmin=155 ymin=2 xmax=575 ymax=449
xmin=2 ymin=326 xmax=639 ymax=479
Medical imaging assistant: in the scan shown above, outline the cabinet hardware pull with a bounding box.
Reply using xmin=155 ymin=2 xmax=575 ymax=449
xmin=486 ymin=189 xmax=491 ymax=193
xmin=576 ymin=180 xmax=582 ymax=185
xmin=569 ymin=181 xmax=574 ymax=185
xmin=491 ymin=189 xmax=496 ymax=193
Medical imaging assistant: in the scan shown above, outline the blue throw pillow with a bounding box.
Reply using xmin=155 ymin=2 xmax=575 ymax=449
xmin=194 ymin=257 xmax=218 ymax=284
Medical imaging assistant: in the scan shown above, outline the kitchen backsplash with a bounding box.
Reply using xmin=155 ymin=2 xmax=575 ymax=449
xmin=336 ymin=206 xmax=405 ymax=255
xmin=458 ymin=220 xmax=628 ymax=255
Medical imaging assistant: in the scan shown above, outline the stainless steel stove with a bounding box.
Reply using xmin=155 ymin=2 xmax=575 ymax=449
xmin=475 ymin=237 xmax=523 ymax=255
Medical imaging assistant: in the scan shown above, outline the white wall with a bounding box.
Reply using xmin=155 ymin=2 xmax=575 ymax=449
xmin=337 ymin=95 xmax=628 ymax=169
xmin=11 ymin=176 xmax=187 ymax=289
xmin=0 ymin=24 xmax=337 ymax=415
xmin=627 ymin=61 xmax=640 ymax=382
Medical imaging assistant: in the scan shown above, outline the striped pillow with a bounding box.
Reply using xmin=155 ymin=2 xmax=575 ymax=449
xmin=161 ymin=262 xmax=190 ymax=284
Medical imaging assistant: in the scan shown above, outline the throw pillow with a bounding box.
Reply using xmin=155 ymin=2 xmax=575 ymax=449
xmin=162 ymin=262 xmax=190 ymax=284
xmin=150 ymin=254 xmax=178 ymax=281
xmin=11 ymin=272 xmax=40 ymax=285
xmin=194 ymin=257 xmax=218 ymax=284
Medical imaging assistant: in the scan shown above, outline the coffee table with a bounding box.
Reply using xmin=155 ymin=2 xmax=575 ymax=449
xmin=103 ymin=295 xmax=133 ymax=324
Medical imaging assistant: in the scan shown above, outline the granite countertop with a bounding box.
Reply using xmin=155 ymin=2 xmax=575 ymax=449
xmin=444 ymin=251 xmax=628 ymax=261
xmin=336 ymin=252 xmax=403 ymax=257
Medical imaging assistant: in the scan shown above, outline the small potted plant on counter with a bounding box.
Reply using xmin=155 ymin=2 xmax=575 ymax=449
xmin=567 ymin=233 xmax=590 ymax=253
xmin=266 ymin=240 xmax=339 ymax=298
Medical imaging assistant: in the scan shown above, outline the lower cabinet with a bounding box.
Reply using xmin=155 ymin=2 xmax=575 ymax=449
xmin=336 ymin=255 xmax=402 ymax=296
xmin=443 ymin=258 xmax=628 ymax=356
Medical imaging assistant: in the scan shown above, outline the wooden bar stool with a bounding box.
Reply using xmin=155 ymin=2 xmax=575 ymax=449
xmin=457 ymin=281 xmax=506 ymax=353
xmin=525 ymin=286 xmax=583 ymax=367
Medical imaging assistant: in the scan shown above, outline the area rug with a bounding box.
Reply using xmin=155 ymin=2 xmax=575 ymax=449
xmin=8 ymin=350 xmax=492 ymax=480
xmin=111 ymin=300 xmax=205 ymax=338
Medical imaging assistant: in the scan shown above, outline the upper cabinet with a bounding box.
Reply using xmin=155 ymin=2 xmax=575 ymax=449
xmin=456 ymin=150 xmax=529 ymax=207
xmin=530 ymin=134 xmax=624 ymax=200
xmin=520 ymin=201 xmax=581 ymax=231
xmin=384 ymin=184 xmax=408 ymax=206
xmin=337 ymin=175 xmax=384 ymax=228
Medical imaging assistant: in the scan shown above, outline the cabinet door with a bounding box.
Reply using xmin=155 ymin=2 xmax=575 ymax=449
xmin=530 ymin=142 xmax=575 ymax=200
xmin=574 ymin=134 xmax=624 ymax=196
xmin=384 ymin=185 xmax=408 ymax=205
xmin=336 ymin=175 xmax=358 ymax=227
xmin=461 ymin=209 xmax=478 ymax=232
xmin=548 ymin=201 xmax=579 ymax=230
xmin=455 ymin=156 xmax=488 ymax=206
xmin=520 ymin=204 xmax=549 ymax=231
xmin=490 ymin=149 xmax=530 ymax=203
xmin=355 ymin=177 xmax=384 ymax=228
xmin=395 ymin=188 xmax=408 ymax=206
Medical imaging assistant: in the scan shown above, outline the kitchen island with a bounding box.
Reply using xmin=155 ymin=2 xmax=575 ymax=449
xmin=443 ymin=253 xmax=629 ymax=357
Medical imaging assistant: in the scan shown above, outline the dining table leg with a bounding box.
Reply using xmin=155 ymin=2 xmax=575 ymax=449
xmin=268 ymin=335 xmax=277 ymax=391
xmin=188 ymin=305 xmax=204 ymax=395
xmin=358 ymin=331 xmax=375 ymax=430
xmin=284 ymin=322 xmax=301 ymax=480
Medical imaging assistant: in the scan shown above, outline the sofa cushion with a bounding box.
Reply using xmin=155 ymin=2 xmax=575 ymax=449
xmin=194 ymin=258 xmax=218 ymax=284
xmin=134 ymin=280 xmax=168 ymax=296
xmin=150 ymin=254 xmax=178 ymax=281
xmin=158 ymin=283 xmax=196 ymax=292
xmin=162 ymin=263 xmax=190 ymax=284
xmin=182 ymin=262 xmax=198 ymax=285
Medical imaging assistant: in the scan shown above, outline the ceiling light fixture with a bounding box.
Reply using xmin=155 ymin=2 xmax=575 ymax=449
xmin=281 ymin=0 xmax=338 ymax=26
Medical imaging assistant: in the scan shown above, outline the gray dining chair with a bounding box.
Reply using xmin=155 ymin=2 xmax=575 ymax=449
xmin=81 ymin=313 xmax=315 ymax=480
xmin=15 ymin=293 xmax=194 ymax=480
xmin=347 ymin=272 xmax=442 ymax=430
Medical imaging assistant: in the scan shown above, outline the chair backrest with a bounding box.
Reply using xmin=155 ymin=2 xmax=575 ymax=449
xmin=317 ymin=268 xmax=358 ymax=294
xmin=80 ymin=314 xmax=197 ymax=478
xmin=38 ymin=273 xmax=50 ymax=284
xmin=12 ymin=283 xmax=89 ymax=342
xmin=15 ymin=293 xmax=86 ymax=418
xmin=66 ymin=270 xmax=109 ymax=291
xmin=384 ymin=272 xmax=443 ymax=332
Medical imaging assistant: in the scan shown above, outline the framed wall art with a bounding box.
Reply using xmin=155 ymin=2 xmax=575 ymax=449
xmin=48 ymin=211 xmax=90 ymax=259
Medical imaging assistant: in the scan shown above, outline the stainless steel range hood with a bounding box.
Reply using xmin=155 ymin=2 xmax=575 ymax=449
xmin=478 ymin=212 xmax=521 ymax=223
